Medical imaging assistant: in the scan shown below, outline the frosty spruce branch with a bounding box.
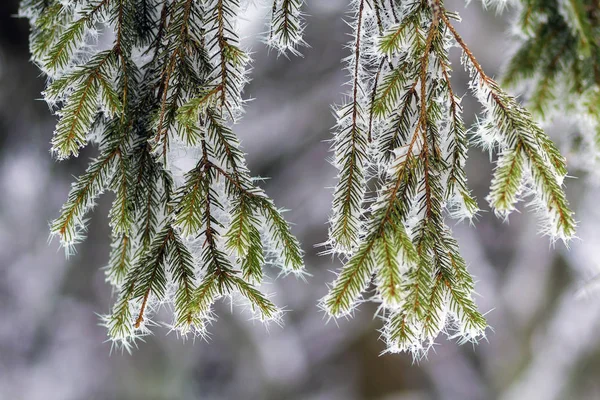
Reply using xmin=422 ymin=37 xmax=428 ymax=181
xmin=502 ymin=0 xmax=600 ymax=174
xmin=20 ymin=0 xmax=583 ymax=357
xmin=324 ymin=0 xmax=576 ymax=356
xmin=20 ymin=0 xmax=305 ymax=350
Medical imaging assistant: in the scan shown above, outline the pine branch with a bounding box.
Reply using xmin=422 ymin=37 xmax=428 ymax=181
xmin=500 ymin=0 xmax=600 ymax=176
xmin=51 ymin=146 xmax=119 ymax=245
xmin=325 ymin=0 xmax=573 ymax=356
xmin=23 ymin=0 xmax=306 ymax=349
xmin=268 ymin=0 xmax=306 ymax=55
xmin=440 ymin=9 xmax=576 ymax=239
xmin=43 ymin=0 xmax=109 ymax=71
xmin=329 ymin=0 xmax=372 ymax=252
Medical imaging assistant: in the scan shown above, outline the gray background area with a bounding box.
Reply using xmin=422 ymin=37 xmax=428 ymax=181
xmin=2 ymin=1 xmax=600 ymax=399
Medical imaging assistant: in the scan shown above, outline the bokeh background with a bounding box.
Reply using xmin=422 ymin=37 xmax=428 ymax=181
xmin=2 ymin=1 xmax=600 ymax=399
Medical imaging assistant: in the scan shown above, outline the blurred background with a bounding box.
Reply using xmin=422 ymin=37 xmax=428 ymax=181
xmin=2 ymin=0 xmax=600 ymax=399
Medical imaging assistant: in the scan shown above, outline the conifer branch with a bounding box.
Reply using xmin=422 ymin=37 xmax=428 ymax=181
xmin=498 ymin=0 xmax=600 ymax=177
xmin=325 ymin=0 xmax=574 ymax=356
xmin=329 ymin=0 xmax=371 ymax=252
xmin=23 ymin=0 xmax=306 ymax=349
xmin=268 ymin=0 xmax=306 ymax=55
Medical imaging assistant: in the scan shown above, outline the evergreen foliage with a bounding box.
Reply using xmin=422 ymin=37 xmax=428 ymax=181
xmin=324 ymin=0 xmax=576 ymax=356
xmin=20 ymin=0 xmax=305 ymax=350
xmin=501 ymin=0 xmax=600 ymax=173
xmin=267 ymin=0 xmax=306 ymax=55
xmin=20 ymin=0 xmax=582 ymax=358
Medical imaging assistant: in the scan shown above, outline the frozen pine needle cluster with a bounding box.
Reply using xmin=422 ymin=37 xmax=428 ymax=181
xmin=267 ymin=0 xmax=306 ymax=55
xmin=501 ymin=0 xmax=600 ymax=175
xmin=323 ymin=0 xmax=576 ymax=355
xmin=20 ymin=0 xmax=305 ymax=350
